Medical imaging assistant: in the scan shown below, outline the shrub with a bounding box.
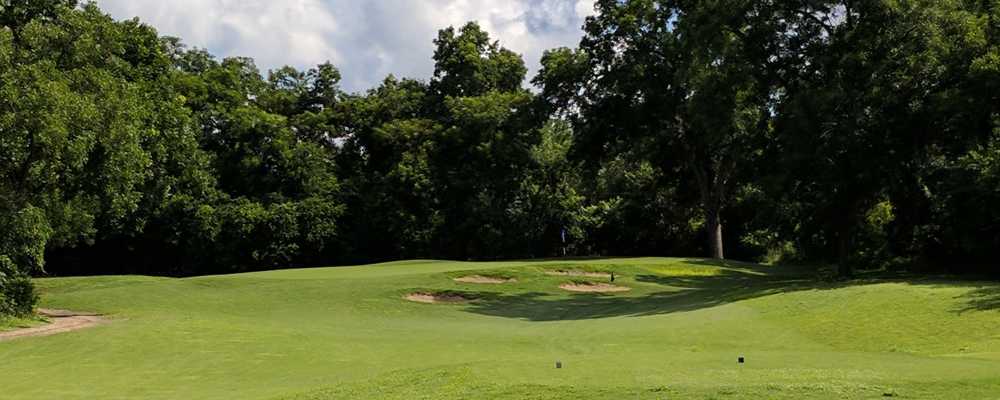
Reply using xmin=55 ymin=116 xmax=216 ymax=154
xmin=0 ymin=292 xmax=10 ymax=318
xmin=0 ymin=256 xmax=38 ymax=318
xmin=1 ymin=277 xmax=39 ymax=317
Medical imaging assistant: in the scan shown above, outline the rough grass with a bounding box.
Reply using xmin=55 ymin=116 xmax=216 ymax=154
xmin=0 ymin=314 xmax=48 ymax=333
xmin=0 ymin=258 xmax=999 ymax=399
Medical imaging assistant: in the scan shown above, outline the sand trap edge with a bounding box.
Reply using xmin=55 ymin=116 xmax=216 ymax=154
xmin=453 ymin=276 xmax=517 ymax=284
xmin=405 ymin=293 xmax=480 ymax=304
xmin=545 ymin=270 xmax=613 ymax=278
xmin=559 ymin=282 xmax=631 ymax=293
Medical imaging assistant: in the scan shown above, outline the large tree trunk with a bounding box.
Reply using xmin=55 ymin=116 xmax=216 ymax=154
xmin=706 ymin=204 xmax=724 ymax=259
xmin=694 ymin=173 xmax=726 ymax=260
xmin=677 ymin=121 xmax=730 ymax=260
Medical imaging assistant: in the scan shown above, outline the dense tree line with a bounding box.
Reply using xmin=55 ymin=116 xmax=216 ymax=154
xmin=2 ymin=0 xmax=1000 ymax=317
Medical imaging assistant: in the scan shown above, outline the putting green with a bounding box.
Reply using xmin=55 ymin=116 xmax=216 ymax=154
xmin=1 ymin=258 xmax=999 ymax=399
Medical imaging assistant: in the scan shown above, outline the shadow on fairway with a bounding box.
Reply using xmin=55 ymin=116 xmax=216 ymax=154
xmin=460 ymin=260 xmax=851 ymax=321
xmin=876 ymin=278 xmax=1000 ymax=315
xmin=954 ymin=285 xmax=1000 ymax=314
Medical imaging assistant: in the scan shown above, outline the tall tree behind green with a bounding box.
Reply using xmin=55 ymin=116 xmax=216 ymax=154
xmin=769 ymin=0 xmax=984 ymax=276
xmin=335 ymin=76 xmax=439 ymax=261
xmin=338 ymin=22 xmax=559 ymax=261
xmin=426 ymin=22 xmax=550 ymax=259
xmin=123 ymin=45 xmax=346 ymax=274
xmin=536 ymin=0 xmax=774 ymax=260
xmin=917 ymin=0 xmax=1000 ymax=270
xmin=45 ymin=36 xmax=347 ymax=276
xmin=507 ymin=119 xmax=616 ymax=257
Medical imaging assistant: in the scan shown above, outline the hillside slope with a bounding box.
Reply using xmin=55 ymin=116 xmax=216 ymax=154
xmin=1 ymin=259 xmax=999 ymax=399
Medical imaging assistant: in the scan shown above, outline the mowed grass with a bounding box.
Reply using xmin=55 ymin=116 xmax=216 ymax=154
xmin=1 ymin=258 xmax=1000 ymax=399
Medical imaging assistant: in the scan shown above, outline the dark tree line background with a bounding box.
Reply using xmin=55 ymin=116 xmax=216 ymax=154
xmin=3 ymin=0 xmax=1000 ymax=317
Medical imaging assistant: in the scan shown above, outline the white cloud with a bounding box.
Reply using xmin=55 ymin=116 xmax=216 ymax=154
xmin=94 ymin=0 xmax=594 ymax=92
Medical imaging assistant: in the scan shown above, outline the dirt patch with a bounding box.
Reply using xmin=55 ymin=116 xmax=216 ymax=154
xmin=454 ymin=275 xmax=517 ymax=284
xmin=405 ymin=293 xmax=480 ymax=304
xmin=0 ymin=309 xmax=123 ymax=341
xmin=37 ymin=309 xmax=101 ymax=318
xmin=546 ymin=270 xmax=612 ymax=278
xmin=559 ymin=282 xmax=631 ymax=293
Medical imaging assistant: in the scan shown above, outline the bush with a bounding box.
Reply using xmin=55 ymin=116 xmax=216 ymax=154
xmin=0 ymin=292 xmax=10 ymax=318
xmin=1 ymin=277 xmax=39 ymax=317
xmin=0 ymin=256 xmax=38 ymax=318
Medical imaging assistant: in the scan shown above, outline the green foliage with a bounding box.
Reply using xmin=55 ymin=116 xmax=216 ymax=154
xmin=431 ymin=22 xmax=527 ymax=97
xmin=0 ymin=0 xmax=78 ymax=39
xmin=536 ymin=0 xmax=1000 ymax=274
xmin=0 ymin=275 xmax=37 ymax=317
xmin=0 ymin=255 xmax=37 ymax=317
xmin=0 ymin=1 xmax=185 ymax=310
xmin=935 ymin=118 xmax=1000 ymax=267
xmin=510 ymin=120 xmax=614 ymax=256
xmin=333 ymin=23 xmax=565 ymax=261
xmin=4 ymin=0 xmax=1000 ymax=288
xmin=538 ymin=0 xmax=775 ymax=260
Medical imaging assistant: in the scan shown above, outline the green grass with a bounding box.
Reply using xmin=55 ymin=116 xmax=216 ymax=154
xmin=0 ymin=315 xmax=48 ymax=333
xmin=2 ymin=258 xmax=1000 ymax=399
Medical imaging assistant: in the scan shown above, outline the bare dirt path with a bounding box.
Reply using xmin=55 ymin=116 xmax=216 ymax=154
xmin=0 ymin=309 xmax=121 ymax=341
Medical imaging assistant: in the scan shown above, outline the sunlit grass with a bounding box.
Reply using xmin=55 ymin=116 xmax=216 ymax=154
xmin=2 ymin=258 xmax=999 ymax=399
xmin=647 ymin=264 xmax=724 ymax=277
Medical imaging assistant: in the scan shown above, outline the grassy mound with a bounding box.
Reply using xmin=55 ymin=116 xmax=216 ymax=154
xmin=0 ymin=258 xmax=998 ymax=399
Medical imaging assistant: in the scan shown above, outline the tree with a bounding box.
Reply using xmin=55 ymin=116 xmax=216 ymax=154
xmin=0 ymin=0 xmax=77 ymax=41
xmin=911 ymin=0 xmax=1000 ymax=271
xmin=431 ymin=22 xmax=527 ymax=98
xmin=159 ymin=53 xmax=346 ymax=273
xmin=768 ymin=0 xmax=982 ymax=276
xmin=0 ymin=1 xmax=187 ymax=311
xmin=335 ymin=22 xmax=548 ymax=261
xmin=536 ymin=0 xmax=773 ymax=259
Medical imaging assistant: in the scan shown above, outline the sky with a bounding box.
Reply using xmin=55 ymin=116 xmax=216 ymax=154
xmin=95 ymin=0 xmax=595 ymax=93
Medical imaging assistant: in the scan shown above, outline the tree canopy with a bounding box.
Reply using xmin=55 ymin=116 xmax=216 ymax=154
xmin=3 ymin=0 xmax=1000 ymax=317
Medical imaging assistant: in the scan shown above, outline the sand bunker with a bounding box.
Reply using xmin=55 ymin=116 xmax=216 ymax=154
xmin=405 ymin=293 xmax=479 ymax=304
xmin=546 ymin=270 xmax=612 ymax=278
xmin=559 ymin=282 xmax=631 ymax=293
xmin=0 ymin=309 xmax=122 ymax=341
xmin=453 ymin=275 xmax=517 ymax=284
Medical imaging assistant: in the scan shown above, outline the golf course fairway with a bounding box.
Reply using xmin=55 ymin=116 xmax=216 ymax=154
xmin=2 ymin=258 xmax=1000 ymax=399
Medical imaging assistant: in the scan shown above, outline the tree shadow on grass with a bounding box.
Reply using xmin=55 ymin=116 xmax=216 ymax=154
xmin=460 ymin=260 xmax=857 ymax=322
xmin=876 ymin=278 xmax=1000 ymax=315
xmin=455 ymin=258 xmax=1000 ymax=320
xmin=953 ymin=285 xmax=1000 ymax=314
